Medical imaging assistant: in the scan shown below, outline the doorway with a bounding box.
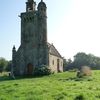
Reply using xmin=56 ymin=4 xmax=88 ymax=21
xmin=57 ymin=59 xmax=60 ymax=72
xmin=27 ymin=63 xmax=33 ymax=75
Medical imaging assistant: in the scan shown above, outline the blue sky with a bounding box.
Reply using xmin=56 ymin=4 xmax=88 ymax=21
xmin=0 ymin=0 xmax=100 ymax=60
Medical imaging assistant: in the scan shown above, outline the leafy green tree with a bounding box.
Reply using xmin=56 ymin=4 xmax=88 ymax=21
xmin=72 ymin=52 xmax=100 ymax=70
xmin=63 ymin=58 xmax=73 ymax=71
xmin=73 ymin=52 xmax=89 ymax=69
xmin=6 ymin=61 xmax=12 ymax=71
xmin=0 ymin=57 xmax=8 ymax=73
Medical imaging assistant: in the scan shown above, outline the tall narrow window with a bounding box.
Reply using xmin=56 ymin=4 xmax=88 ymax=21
xmin=57 ymin=59 xmax=60 ymax=72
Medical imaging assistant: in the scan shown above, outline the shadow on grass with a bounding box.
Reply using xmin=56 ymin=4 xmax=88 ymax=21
xmin=0 ymin=76 xmax=13 ymax=82
xmin=0 ymin=75 xmax=49 ymax=82
xmin=58 ymin=76 xmax=93 ymax=82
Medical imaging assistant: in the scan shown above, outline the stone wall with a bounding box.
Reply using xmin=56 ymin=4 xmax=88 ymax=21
xmin=49 ymin=54 xmax=63 ymax=73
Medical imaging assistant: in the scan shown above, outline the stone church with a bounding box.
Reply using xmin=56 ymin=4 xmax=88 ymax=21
xmin=12 ymin=0 xmax=63 ymax=75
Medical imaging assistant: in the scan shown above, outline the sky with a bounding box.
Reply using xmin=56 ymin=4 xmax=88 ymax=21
xmin=0 ymin=0 xmax=100 ymax=60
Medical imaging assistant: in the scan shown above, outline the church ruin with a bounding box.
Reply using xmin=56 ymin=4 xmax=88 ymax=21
xmin=12 ymin=0 xmax=63 ymax=75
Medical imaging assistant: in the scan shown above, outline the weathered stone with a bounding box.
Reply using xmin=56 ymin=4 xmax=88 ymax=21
xmin=12 ymin=0 xmax=63 ymax=76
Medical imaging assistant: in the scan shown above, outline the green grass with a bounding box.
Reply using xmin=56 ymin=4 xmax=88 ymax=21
xmin=0 ymin=71 xmax=100 ymax=100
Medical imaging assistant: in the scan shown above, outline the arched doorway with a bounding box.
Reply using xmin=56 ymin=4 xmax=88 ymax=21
xmin=27 ymin=63 xmax=33 ymax=75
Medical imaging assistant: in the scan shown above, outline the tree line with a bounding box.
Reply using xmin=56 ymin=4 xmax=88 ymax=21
xmin=1 ymin=52 xmax=100 ymax=73
xmin=0 ymin=57 xmax=11 ymax=73
xmin=64 ymin=52 xmax=100 ymax=71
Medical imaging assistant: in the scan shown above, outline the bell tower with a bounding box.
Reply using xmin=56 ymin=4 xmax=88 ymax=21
xmin=12 ymin=0 xmax=49 ymax=75
xmin=37 ymin=0 xmax=47 ymax=45
xmin=26 ymin=0 xmax=36 ymax=12
xmin=21 ymin=0 xmax=38 ymax=45
xmin=37 ymin=0 xmax=48 ymax=66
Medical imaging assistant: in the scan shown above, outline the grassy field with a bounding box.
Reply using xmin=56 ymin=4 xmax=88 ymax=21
xmin=0 ymin=71 xmax=100 ymax=100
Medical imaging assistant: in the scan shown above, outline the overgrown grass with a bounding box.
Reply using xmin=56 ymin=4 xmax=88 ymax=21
xmin=0 ymin=70 xmax=100 ymax=100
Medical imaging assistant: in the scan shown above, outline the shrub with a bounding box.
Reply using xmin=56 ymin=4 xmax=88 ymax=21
xmin=81 ymin=66 xmax=92 ymax=76
xmin=77 ymin=66 xmax=92 ymax=78
xmin=33 ymin=65 xmax=52 ymax=76
xmin=74 ymin=94 xmax=85 ymax=100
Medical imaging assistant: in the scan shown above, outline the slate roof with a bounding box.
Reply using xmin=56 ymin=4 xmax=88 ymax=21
xmin=47 ymin=43 xmax=62 ymax=58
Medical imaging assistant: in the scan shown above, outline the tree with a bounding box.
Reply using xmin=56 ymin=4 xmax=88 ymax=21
xmin=63 ymin=58 xmax=73 ymax=71
xmin=73 ymin=52 xmax=89 ymax=69
xmin=0 ymin=57 xmax=8 ymax=73
xmin=72 ymin=52 xmax=100 ymax=70
xmin=6 ymin=61 xmax=12 ymax=72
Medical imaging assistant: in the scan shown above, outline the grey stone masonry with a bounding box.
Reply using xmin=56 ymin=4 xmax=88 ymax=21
xmin=12 ymin=0 xmax=63 ymax=76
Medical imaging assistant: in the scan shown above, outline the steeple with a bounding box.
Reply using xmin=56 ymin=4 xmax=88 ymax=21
xmin=12 ymin=45 xmax=16 ymax=62
xmin=12 ymin=45 xmax=16 ymax=51
xmin=26 ymin=0 xmax=36 ymax=12
xmin=38 ymin=0 xmax=46 ymax=8
xmin=38 ymin=0 xmax=47 ymax=18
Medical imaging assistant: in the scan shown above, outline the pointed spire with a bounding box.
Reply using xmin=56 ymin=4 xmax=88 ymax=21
xmin=13 ymin=45 xmax=16 ymax=50
xmin=41 ymin=0 xmax=43 ymax=2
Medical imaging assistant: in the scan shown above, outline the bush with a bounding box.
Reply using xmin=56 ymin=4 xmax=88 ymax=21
xmin=77 ymin=66 xmax=92 ymax=78
xmin=33 ymin=65 xmax=52 ymax=76
xmin=74 ymin=94 xmax=85 ymax=100
xmin=81 ymin=66 xmax=92 ymax=76
xmin=0 ymin=58 xmax=8 ymax=73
